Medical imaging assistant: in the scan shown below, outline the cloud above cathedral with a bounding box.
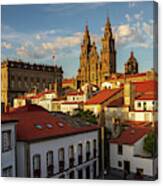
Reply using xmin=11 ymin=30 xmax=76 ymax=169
xmin=112 ymin=11 xmax=153 ymax=49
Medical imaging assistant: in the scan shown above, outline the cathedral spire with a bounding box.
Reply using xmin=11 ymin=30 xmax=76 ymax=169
xmin=83 ymin=23 xmax=91 ymax=46
xmin=106 ymin=16 xmax=111 ymax=27
xmin=103 ymin=17 xmax=112 ymax=38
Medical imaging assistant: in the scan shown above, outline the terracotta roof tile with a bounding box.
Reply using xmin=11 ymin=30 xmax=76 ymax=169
xmin=108 ymin=97 xmax=124 ymax=107
xmin=110 ymin=126 xmax=151 ymax=145
xmin=2 ymin=104 xmax=99 ymax=142
xmin=85 ymin=88 xmax=122 ymax=105
xmin=134 ymin=80 xmax=157 ymax=94
xmin=62 ymin=101 xmax=83 ymax=105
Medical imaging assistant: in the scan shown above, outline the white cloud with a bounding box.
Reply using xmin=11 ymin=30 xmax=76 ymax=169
xmin=125 ymin=14 xmax=132 ymax=22
xmin=2 ymin=42 xmax=12 ymax=49
xmin=16 ymin=46 xmax=29 ymax=57
xmin=134 ymin=11 xmax=144 ymax=21
xmin=143 ymin=22 xmax=153 ymax=39
xmin=128 ymin=2 xmax=136 ymax=8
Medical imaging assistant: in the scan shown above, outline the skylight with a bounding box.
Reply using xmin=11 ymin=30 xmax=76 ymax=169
xmin=34 ymin=124 xmax=43 ymax=129
xmin=58 ymin=122 xmax=64 ymax=127
xmin=46 ymin=123 xmax=53 ymax=128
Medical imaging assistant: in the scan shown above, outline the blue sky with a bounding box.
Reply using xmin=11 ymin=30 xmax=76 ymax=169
xmin=1 ymin=1 xmax=156 ymax=78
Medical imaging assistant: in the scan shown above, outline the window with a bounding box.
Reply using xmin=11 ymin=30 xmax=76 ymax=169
xmin=2 ymin=166 xmax=12 ymax=177
xmin=86 ymin=166 xmax=90 ymax=179
xmin=2 ymin=130 xmax=11 ymax=152
xmin=86 ymin=141 xmax=91 ymax=161
xmin=47 ymin=151 xmax=54 ymax=177
xmin=93 ymin=139 xmax=97 ymax=158
xmin=59 ymin=174 xmax=65 ymax=178
xmin=78 ymin=144 xmax=83 ymax=164
xmin=69 ymin=171 xmax=75 ymax=179
xmin=137 ymin=102 xmax=141 ymax=108
xmin=93 ymin=161 xmax=97 ymax=178
xmin=143 ymin=102 xmax=147 ymax=111
xmin=58 ymin=148 xmax=64 ymax=172
xmin=118 ymin=161 xmax=122 ymax=167
xmin=78 ymin=169 xmax=83 ymax=179
xmin=33 ymin=154 xmax=41 ymax=177
xmin=68 ymin=145 xmax=74 ymax=168
xmin=118 ymin=145 xmax=123 ymax=155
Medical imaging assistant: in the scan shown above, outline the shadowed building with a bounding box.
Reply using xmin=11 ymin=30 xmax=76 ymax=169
xmin=1 ymin=59 xmax=63 ymax=108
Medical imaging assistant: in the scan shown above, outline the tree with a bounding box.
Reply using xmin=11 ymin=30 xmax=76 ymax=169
xmin=73 ymin=109 xmax=97 ymax=124
xmin=143 ymin=132 xmax=157 ymax=157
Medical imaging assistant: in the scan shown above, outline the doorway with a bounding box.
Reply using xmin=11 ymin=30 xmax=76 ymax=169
xmin=124 ymin=161 xmax=130 ymax=174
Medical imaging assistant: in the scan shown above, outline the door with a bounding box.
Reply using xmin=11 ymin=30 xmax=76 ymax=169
xmin=124 ymin=161 xmax=130 ymax=174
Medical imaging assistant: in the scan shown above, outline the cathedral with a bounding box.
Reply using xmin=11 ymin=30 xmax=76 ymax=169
xmin=124 ymin=51 xmax=139 ymax=74
xmin=76 ymin=17 xmax=116 ymax=88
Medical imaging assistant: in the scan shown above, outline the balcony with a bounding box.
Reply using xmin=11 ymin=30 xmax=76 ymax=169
xmin=59 ymin=160 xmax=65 ymax=172
xmin=33 ymin=169 xmax=41 ymax=178
xmin=86 ymin=152 xmax=91 ymax=161
xmin=78 ymin=155 xmax=83 ymax=164
xmin=47 ymin=164 xmax=54 ymax=177
xmin=69 ymin=157 xmax=75 ymax=168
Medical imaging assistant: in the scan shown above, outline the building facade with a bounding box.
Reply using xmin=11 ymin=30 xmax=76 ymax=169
xmin=1 ymin=117 xmax=17 ymax=177
xmin=76 ymin=17 xmax=116 ymax=88
xmin=3 ymin=104 xmax=99 ymax=178
xmin=110 ymin=127 xmax=158 ymax=179
xmin=1 ymin=59 xmax=63 ymax=107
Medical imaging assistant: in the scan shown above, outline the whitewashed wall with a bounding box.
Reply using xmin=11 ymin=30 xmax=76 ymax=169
xmin=16 ymin=130 xmax=99 ymax=178
xmin=110 ymin=139 xmax=157 ymax=177
xmin=1 ymin=122 xmax=16 ymax=177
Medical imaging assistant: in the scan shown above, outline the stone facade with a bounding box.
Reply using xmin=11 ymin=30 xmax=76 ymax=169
xmin=1 ymin=59 xmax=63 ymax=107
xmin=77 ymin=17 xmax=116 ymax=88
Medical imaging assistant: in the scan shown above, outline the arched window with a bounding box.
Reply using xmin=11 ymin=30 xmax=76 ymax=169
xmin=78 ymin=144 xmax=83 ymax=164
xmin=93 ymin=139 xmax=97 ymax=158
xmin=33 ymin=154 xmax=41 ymax=178
xmin=47 ymin=151 xmax=54 ymax=177
xmin=86 ymin=141 xmax=91 ymax=161
xmin=68 ymin=145 xmax=74 ymax=168
xmin=58 ymin=148 xmax=64 ymax=172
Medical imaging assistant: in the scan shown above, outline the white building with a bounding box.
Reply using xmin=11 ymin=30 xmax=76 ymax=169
xmin=1 ymin=116 xmax=17 ymax=177
xmin=6 ymin=104 xmax=99 ymax=178
xmin=110 ymin=127 xmax=157 ymax=178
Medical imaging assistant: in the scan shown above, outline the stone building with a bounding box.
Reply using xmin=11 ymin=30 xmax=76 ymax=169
xmin=125 ymin=51 xmax=139 ymax=74
xmin=1 ymin=59 xmax=63 ymax=107
xmin=76 ymin=17 xmax=116 ymax=88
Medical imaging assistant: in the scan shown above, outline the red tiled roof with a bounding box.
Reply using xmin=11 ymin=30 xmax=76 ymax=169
xmin=1 ymin=115 xmax=18 ymax=124
xmin=44 ymin=90 xmax=56 ymax=94
xmin=135 ymin=92 xmax=157 ymax=100
xmin=67 ymin=90 xmax=84 ymax=96
xmin=62 ymin=79 xmax=74 ymax=84
xmin=108 ymin=96 xmax=124 ymax=107
xmin=123 ymin=120 xmax=151 ymax=127
xmin=62 ymin=101 xmax=83 ymax=105
xmin=110 ymin=127 xmax=151 ymax=145
xmin=134 ymin=80 xmax=157 ymax=94
xmin=109 ymin=72 xmax=147 ymax=80
xmin=85 ymin=88 xmax=122 ymax=105
xmin=2 ymin=104 xmax=98 ymax=142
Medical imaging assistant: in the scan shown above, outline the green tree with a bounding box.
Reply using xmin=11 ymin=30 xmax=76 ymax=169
xmin=143 ymin=132 xmax=157 ymax=157
xmin=73 ymin=109 xmax=97 ymax=124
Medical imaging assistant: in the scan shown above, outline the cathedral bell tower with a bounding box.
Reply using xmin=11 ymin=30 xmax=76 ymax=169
xmin=125 ymin=51 xmax=139 ymax=74
xmin=77 ymin=24 xmax=92 ymax=87
xmin=100 ymin=17 xmax=116 ymax=82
